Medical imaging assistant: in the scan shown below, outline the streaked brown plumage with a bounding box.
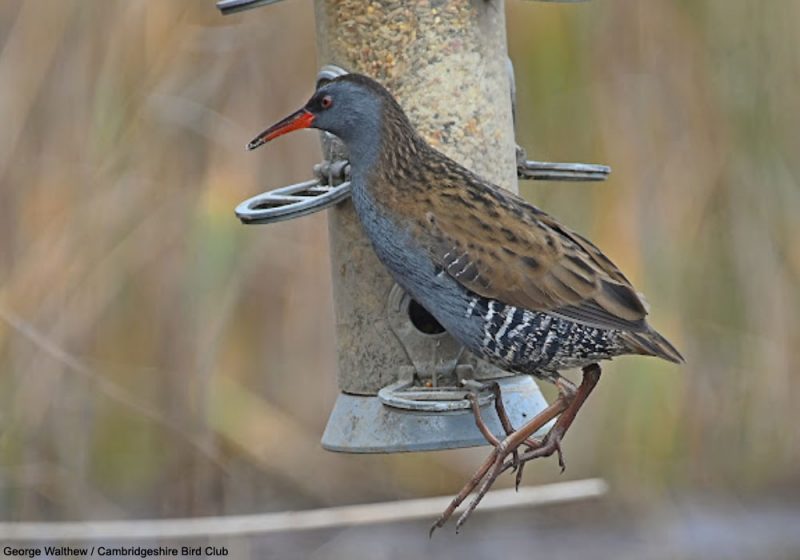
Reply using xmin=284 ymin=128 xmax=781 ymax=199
xmin=248 ymin=73 xmax=683 ymax=533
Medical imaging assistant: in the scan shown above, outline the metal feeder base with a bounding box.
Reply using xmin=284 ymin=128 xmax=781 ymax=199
xmin=321 ymin=375 xmax=551 ymax=453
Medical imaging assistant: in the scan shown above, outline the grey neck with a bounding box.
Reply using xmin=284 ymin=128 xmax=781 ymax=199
xmin=339 ymin=119 xmax=382 ymax=183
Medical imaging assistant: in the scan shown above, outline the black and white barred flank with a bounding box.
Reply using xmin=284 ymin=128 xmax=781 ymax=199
xmin=464 ymin=295 xmax=633 ymax=376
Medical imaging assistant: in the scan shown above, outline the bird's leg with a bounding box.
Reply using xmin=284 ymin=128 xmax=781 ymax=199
xmin=452 ymin=376 xmax=582 ymax=531
xmin=474 ymin=378 xmax=568 ymax=490
xmin=486 ymin=381 xmax=515 ymax=436
xmin=518 ymin=374 xmax=577 ymax=473
xmin=464 ymin=381 xmax=540 ymax=472
xmin=464 ymin=387 xmax=521 ymax=474
xmin=430 ymin=393 xmax=569 ymax=536
xmin=465 ymin=392 xmax=499 ymax=447
xmin=485 ymin=381 xmax=540 ymax=477
xmin=516 ymin=364 xmax=601 ymax=469
xmin=431 ymin=365 xmax=602 ymax=535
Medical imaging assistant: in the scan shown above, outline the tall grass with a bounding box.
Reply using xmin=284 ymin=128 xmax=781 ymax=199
xmin=0 ymin=0 xmax=797 ymax=520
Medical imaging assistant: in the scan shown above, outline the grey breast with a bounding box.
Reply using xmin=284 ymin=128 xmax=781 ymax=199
xmin=348 ymin=176 xmax=486 ymax=350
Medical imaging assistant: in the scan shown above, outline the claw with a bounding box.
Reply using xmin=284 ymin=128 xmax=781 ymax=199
xmin=515 ymin=461 xmax=525 ymax=490
xmin=555 ymin=439 xmax=566 ymax=472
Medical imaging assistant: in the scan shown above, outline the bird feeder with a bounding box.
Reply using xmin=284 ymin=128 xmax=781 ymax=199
xmin=224 ymin=0 xmax=610 ymax=452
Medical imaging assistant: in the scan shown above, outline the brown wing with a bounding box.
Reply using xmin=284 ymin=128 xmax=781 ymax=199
xmin=422 ymin=187 xmax=649 ymax=332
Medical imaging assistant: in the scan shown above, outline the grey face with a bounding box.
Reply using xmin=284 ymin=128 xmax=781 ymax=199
xmin=247 ymin=77 xmax=386 ymax=170
xmin=305 ymin=80 xmax=383 ymax=148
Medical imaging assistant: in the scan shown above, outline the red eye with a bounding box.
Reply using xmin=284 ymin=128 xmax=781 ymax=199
xmin=321 ymin=95 xmax=333 ymax=109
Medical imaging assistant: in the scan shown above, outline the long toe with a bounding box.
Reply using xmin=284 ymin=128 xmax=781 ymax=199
xmin=556 ymin=439 xmax=566 ymax=472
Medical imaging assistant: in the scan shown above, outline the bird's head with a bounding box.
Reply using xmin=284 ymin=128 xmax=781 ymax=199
xmin=247 ymin=74 xmax=399 ymax=153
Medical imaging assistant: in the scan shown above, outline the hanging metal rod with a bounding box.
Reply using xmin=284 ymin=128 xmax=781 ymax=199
xmin=216 ymin=0 xmax=286 ymax=15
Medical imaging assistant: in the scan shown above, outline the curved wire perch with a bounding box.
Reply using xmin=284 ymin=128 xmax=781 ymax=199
xmin=234 ymin=179 xmax=351 ymax=224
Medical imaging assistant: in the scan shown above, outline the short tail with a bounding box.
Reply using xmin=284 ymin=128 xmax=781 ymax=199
xmin=620 ymin=328 xmax=684 ymax=364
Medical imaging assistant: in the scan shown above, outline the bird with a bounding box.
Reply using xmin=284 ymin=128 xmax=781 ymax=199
xmin=247 ymin=73 xmax=683 ymax=533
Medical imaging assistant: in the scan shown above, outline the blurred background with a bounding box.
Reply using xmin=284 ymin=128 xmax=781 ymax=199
xmin=0 ymin=0 xmax=798 ymax=558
